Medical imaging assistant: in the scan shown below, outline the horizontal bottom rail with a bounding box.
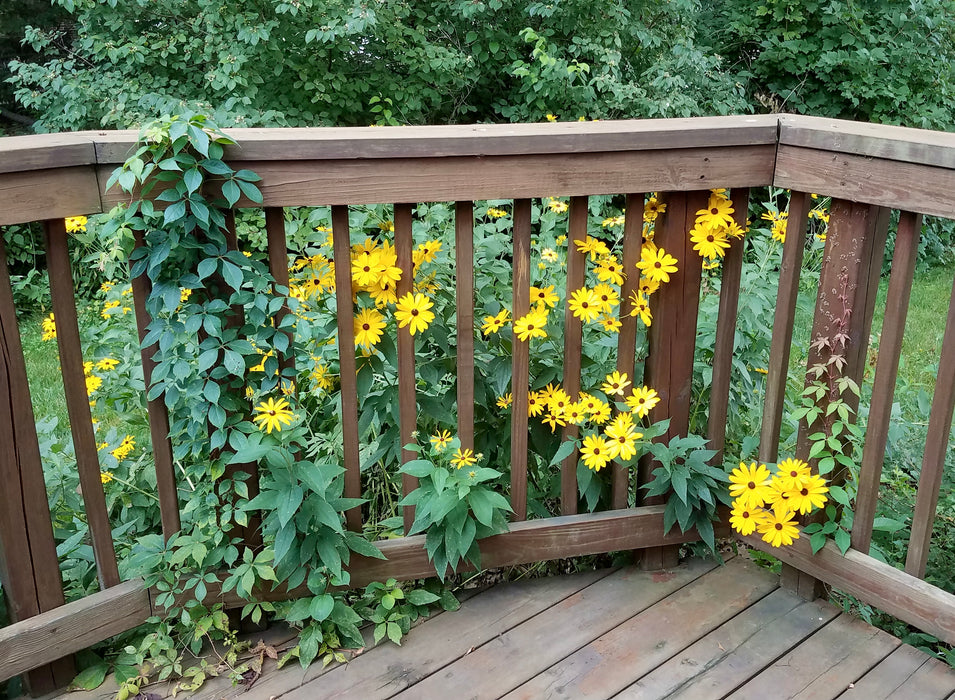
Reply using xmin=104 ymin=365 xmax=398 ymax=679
xmin=0 ymin=578 xmax=151 ymax=683
xmin=0 ymin=506 xmax=716 ymax=683
xmin=744 ymin=531 xmax=955 ymax=646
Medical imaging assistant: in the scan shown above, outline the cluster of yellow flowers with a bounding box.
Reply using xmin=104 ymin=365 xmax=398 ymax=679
xmin=728 ymin=459 xmax=829 ymax=547
xmin=110 ymin=435 xmax=136 ymax=461
xmin=689 ymin=190 xmax=746 ymax=262
xmin=65 ymin=215 xmax=88 ymax=233
xmin=41 ymin=313 xmax=57 ymax=341
xmin=761 ymin=210 xmax=789 ymax=243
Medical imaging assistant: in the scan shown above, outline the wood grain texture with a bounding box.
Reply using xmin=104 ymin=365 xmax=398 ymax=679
xmin=839 ymin=644 xmax=955 ymax=700
xmin=45 ymin=219 xmax=120 ymax=590
xmin=612 ymin=193 xmax=644 ymax=510
xmin=559 ymin=195 xmax=588 ymax=515
xmin=707 ymin=188 xmax=750 ymax=462
xmin=852 ymin=211 xmax=921 ymax=553
xmin=619 ymin=591 xmax=839 ymax=700
xmin=779 ymin=114 xmax=955 ymax=170
xmin=744 ymin=531 xmax=955 ymax=646
xmin=395 ymin=203 xmax=418 ymax=534
xmin=0 ymin=166 xmax=102 ymax=226
xmin=331 ymin=205 xmax=362 ymax=532
xmin=390 ymin=558 xmax=719 ymax=700
xmin=283 ymin=568 xmax=614 ymax=700
xmin=759 ymin=191 xmax=811 ymax=463
xmin=455 ymin=200 xmax=475 ymax=451
xmin=0 ymin=235 xmax=74 ymax=692
xmin=265 ymin=207 xmax=293 ymax=374
xmin=90 ymin=115 xmax=781 ymax=163
xmin=510 ymin=198 xmax=532 ymax=521
xmin=129 ymin=230 xmax=180 ymax=541
xmin=503 ymin=557 xmax=776 ymax=700
xmin=0 ymin=133 xmax=96 ymax=173
xmin=727 ymin=613 xmax=899 ymax=700
xmin=98 ymin=147 xmax=777 ymax=211
xmin=773 ymin=145 xmax=955 ymax=220
xmin=0 ymin=578 xmax=150 ymax=683
xmin=906 ymin=271 xmax=955 ymax=578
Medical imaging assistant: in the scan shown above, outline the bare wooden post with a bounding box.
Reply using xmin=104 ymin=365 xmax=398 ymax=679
xmin=0 ymin=234 xmax=74 ymax=694
xmin=640 ymin=190 xmax=708 ymax=570
xmin=510 ymin=199 xmax=532 ymax=522
xmin=395 ymin=203 xmax=418 ymax=534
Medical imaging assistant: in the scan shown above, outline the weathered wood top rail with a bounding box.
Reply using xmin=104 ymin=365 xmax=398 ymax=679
xmin=3 ymin=114 xmax=955 ymax=693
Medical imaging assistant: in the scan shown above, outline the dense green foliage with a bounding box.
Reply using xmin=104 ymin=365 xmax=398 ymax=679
xmin=703 ymin=0 xmax=955 ymax=129
xmin=7 ymin=0 xmax=748 ymax=132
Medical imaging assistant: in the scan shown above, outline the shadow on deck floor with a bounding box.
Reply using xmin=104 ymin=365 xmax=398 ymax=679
xmin=46 ymin=555 xmax=955 ymax=700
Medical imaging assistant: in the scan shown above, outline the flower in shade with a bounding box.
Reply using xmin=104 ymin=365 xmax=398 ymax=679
xmin=527 ymin=390 xmax=545 ymax=417
xmin=354 ymin=308 xmax=386 ymax=349
xmin=757 ymin=509 xmax=800 ymax=547
xmin=65 ymin=216 xmax=88 ymax=233
xmin=451 ymin=448 xmax=478 ymax=468
xmin=111 ymin=435 xmax=135 ymax=460
xmin=496 ymin=393 xmax=513 ymax=409
xmin=601 ymin=371 xmax=631 ymax=397
xmin=575 ymin=236 xmax=610 ymax=261
xmin=394 ymin=292 xmax=435 ymax=335
xmin=728 ymin=462 xmax=773 ymax=509
xmin=595 ymin=256 xmax=625 ymax=286
xmin=253 ymin=397 xmax=296 ymax=434
xmin=430 ymin=430 xmax=453 ymax=451
xmin=628 ymin=291 xmax=652 ymax=327
xmin=598 ymin=315 xmax=621 ymax=333
xmin=486 ymin=207 xmax=508 ymax=218
xmin=643 ymin=197 xmax=666 ymax=222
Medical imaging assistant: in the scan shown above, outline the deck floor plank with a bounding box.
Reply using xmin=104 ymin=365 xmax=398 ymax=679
xmin=616 ymin=589 xmax=840 ymax=700
xmin=386 ymin=557 xmax=719 ymax=700
xmin=502 ymin=557 xmax=776 ymax=700
xmin=837 ymin=644 xmax=955 ymax=700
xmin=276 ymin=566 xmax=616 ymax=700
xmin=726 ymin=613 xmax=901 ymax=700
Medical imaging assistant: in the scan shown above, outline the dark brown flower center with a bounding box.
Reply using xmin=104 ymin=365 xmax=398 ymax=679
xmin=362 ymin=323 xmax=370 ymax=330
xmin=411 ymin=309 xmax=419 ymax=316
xmin=747 ymin=481 xmax=755 ymax=489
xmin=801 ymin=488 xmax=809 ymax=496
xmin=711 ymin=207 xmax=719 ymax=215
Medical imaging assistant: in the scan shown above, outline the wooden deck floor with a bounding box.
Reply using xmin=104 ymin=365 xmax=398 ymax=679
xmin=48 ymin=556 xmax=955 ymax=700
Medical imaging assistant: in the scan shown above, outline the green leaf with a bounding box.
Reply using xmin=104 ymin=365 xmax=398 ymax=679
xmin=309 ymin=594 xmax=334 ymax=621
xmin=399 ymin=459 xmax=435 ymax=477
xmin=221 ymin=260 xmax=243 ymax=291
xmin=277 ymin=485 xmax=304 ymax=527
xmin=70 ymin=663 xmax=109 ymax=691
xmin=222 ymin=179 xmax=241 ymax=207
xmin=834 ymin=528 xmax=851 ymax=554
xmin=829 ymin=484 xmax=851 ymax=507
xmin=405 ymin=589 xmax=441 ymax=606
xmin=548 ymin=439 xmax=577 ymax=467
xmin=183 ymin=168 xmax=202 ymax=194
xmin=344 ymin=531 xmax=386 ymax=559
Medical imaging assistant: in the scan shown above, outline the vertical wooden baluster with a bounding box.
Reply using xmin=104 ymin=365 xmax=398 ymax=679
xmin=906 ymin=271 xmax=955 ymax=579
xmin=395 ymin=203 xmax=417 ymax=534
xmin=332 ymin=205 xmax=362 ymax=531
xmin=853 ymin=211 xmax=921 ymax=553
xmin=265 ymin=207 xmax=293 ymax=373
xmin=612 ymin=193 xmax=645 ymax=510
xmin=456 ymin=201 xmax=475 ymax=452
xmin=758 ymin=192 xmax=811 ymax=464
xmin=0 ymin=233 xmax=74 ymax=693
xmin=130 ymin=230 xmax=180 ymax=541
xmin=641 ymin=190 xmax=708 ymax=570
xmin=45 ymin=219 xmax=120 ymax=590
xmin=510 ymin=199 xmax=532 ymax=521
xmin=560 ymin=196 xmax=587 ymax=516
xmin=707 ymin=188 xmax=750 ymax=463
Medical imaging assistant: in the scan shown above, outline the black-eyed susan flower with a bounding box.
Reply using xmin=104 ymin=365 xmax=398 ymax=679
xmin=580 ymin=434 xmax=612 ymax=471
xmin=513 ymin=308 xmax=549 ymax=342
xmin=728 ymin=462 xmax=773 ymax=510
xmin=757 ymin=509 xmax=800 ymax=547
xmin=451 ymin=447 xmax=477 ymax=469
xmin=253 ymin=397 xmax=296 ymax=434
xmin=394 ymin=292 xmax=435 ymax=336
xmin=601 ymin=371 xmax=631 ymax=397
xmin=568 ymin=287 xmax=601 ymax=323
xmin=636 ymin=245 xmax=679 ymax=284
xmin=354 ymin=308 xmax=386 ymax=349
xmin=430 ymin=430 xmax=453 ymax=451
xmin=625 ymin=385 xmax=659 ymax=419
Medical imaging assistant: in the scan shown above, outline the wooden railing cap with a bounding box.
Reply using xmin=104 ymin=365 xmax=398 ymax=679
xmin=0 ymin=132 xmax=97 ymax=174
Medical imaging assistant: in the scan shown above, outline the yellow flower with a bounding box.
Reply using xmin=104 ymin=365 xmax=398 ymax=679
xmin=575 ymin=236 xmax=610 ymax=261
xmin=638 ymin=276 xmax=660 ymax=297
xmin=547 ymin=197 xmax=568 ymax=214
xmin=99 ymin=281 xmax=115 ymax=294
xmin=757 ymin=509 xmax=800 ymax=547
xmin=601 ymin=370 xmax=631 ymax=397
xmin=601 ymin=215 xmax=625 ymax=228
xmin=592 ymin=284 xmax=619 ymax=313
xmin=100 ymin=471 xmax=114 ymax=484
xmin=111 ymin=435 xmax=135 ymax=461
xmin=354 ymin=308 xmax=386 ymax=349
xmin=252 ymin=397 xmax=296 ymax=434
xmin=598 ymin=315 xmax=621 ymax=333
xmin=496 ymin=393 xmax=513 ymax=409
xmin=378 ymin=220 xmax=395 ymax=233
xmin=625 ymin=386 xmax=660 ymax=419
xmin=636 ymin=246 xmax=679 ymax=284
xmin=96 ymin=358 xmax=119 ymax=371
xmin=628 ymin=291 xmax=652 ymax=327
xmin=527 ymin=390 xmax=545 ymax=418
xmin=542 ymin=411 xmax=566 ymax=433
xmin=530 ymin=285 xmax=559 ymax=309
xmin=568 ymin=287 xmax=601 ymax=323
xmin=180 ymin=288 xmax=193 ymax=303
xmin=65 ymin=215 xmax=88 ymax=233
xmin=451 ymin=448 xmax=478 ymax=469
xmin=729 ymin=499 xmax=764 ymax=536
xmin=728 ymin=462 xmax=773 ymax=510
xmin=604 ymin=413 xmax=641 ymax=461
xmin=351 ymin=250 xmax=386 ymax=288
xmin=643 ymin=197 xmax=666 ymax=223
xmin=545 ymin=387 xmax=572 ymax=417
xmin=563 ymin=401 xmax=586 ymax=425
xmin=486 ymin=207 xmax=508 ymax=218
xmin=595 ymin=256 xmax=625 ymax=286
xmin=695 ymin=193 xmax=735 ymax=228
xmin=690 ymin=222 xmax=731 ymax=261
xmin=787 ymin=473 xmax=829 ymax=515
xmin=85 ymin=375 xmax=103 ymax=397
xmin=775 ymin=458 xmax=812 ymax=490
xmin=310 ymin=362 xmax=333 ymax=392
xmin=580 ymin=434 xmax=612 ymax=471
xmin=482 ymin=309 xmax=511 ymax=335
xmin=513 ymin=308 xmax=549 ymax=342
xmin=586 ymin=398 xmax=611 ymax=425
xmin=556 ymin=235 xmax=567 ymax=246
xmin=430 ymin=430 xmax=453 ymax=451
xmin=395 ymin=292 xmax=435 ymax=336
xmin=541 ymin=248 xmax=559 ymax=262
xmin=413 ymin=240 xmax=442 ymax=266
xmin=761 ymin=211 xmax=789 ymax=243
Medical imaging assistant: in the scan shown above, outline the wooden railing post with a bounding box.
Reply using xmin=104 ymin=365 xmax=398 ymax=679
xmin=0 ymin=234 xmax=75 ymax=694
xmin=640 ymin=190 xmax=709 ymax=570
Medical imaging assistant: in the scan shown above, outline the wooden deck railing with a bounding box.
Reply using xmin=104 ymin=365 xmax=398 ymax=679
xmin=2 ymin=114 xmax=955 ymax=692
